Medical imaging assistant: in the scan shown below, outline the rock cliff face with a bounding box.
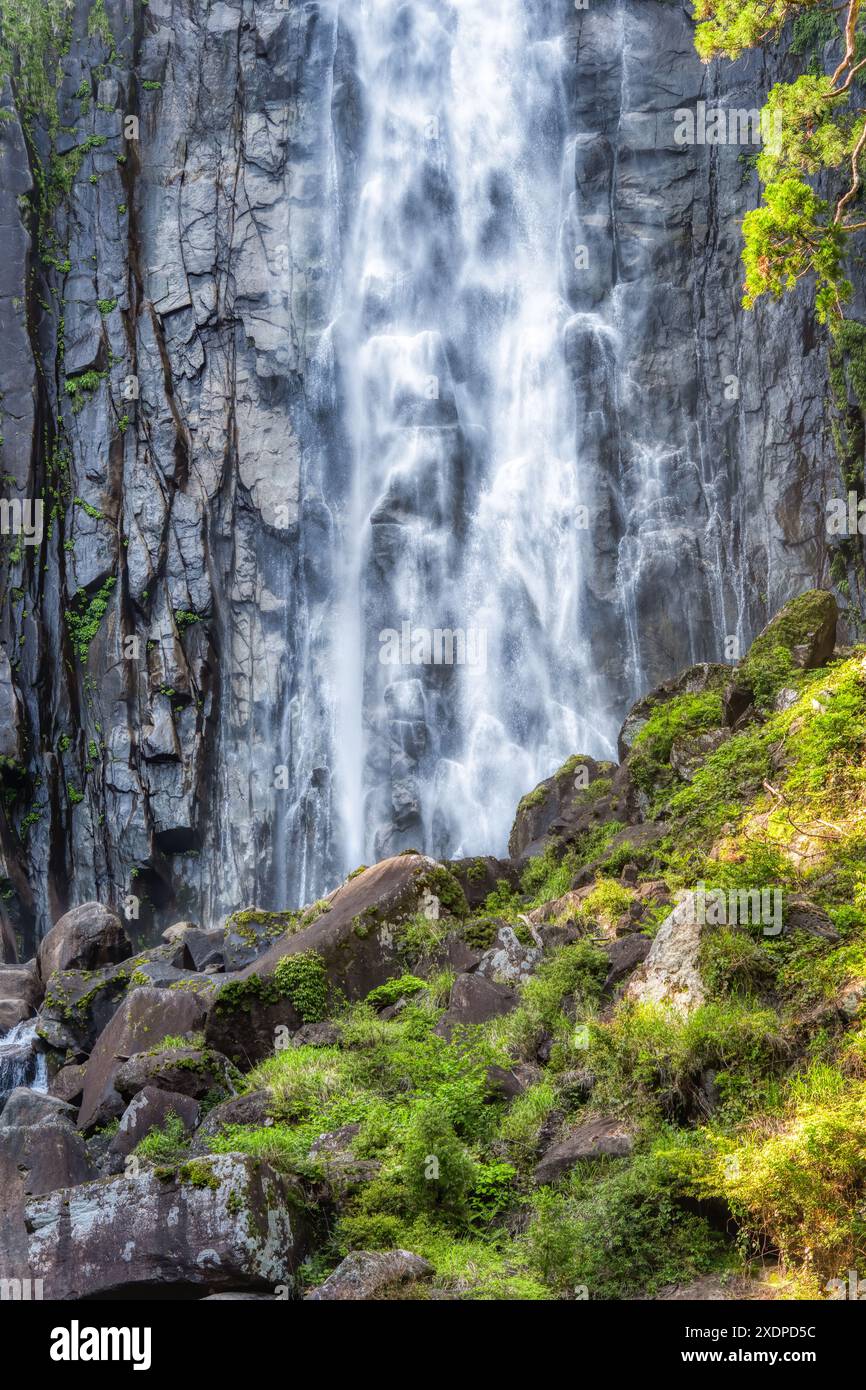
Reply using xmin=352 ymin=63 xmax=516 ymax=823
xmin=0 ymin=0 xmax=861 ymax=951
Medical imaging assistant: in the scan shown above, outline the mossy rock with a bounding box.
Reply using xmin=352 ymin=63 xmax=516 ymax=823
xmin=509 ymin=755 xmax=622 ymax=861
xmin=448 ymin=856 xmax=520 ymax=908
xmin=223 ymin=906 xmax=314 ymax=970
xmin=727 ymin=590 xmax=838 ymax=715
xmin=617 ymin=663 xmax=729 ymax=763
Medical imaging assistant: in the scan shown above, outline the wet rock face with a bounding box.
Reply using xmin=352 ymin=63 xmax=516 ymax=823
xmin=0 ymin=0 xmax=344 ymax=947
xmin=0 ymin=0 xmax=856 ymax=950
xmin=565 ymin=4 xmax=845 ymax=699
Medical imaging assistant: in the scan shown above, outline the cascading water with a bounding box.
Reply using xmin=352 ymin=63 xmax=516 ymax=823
xmin=299 ymin=0 xmax=615 ymax=886
xmin=275 ymin=0 xmax=747 ymax=907
xmin=0 ymin=1019 xmax=48 ymax=1095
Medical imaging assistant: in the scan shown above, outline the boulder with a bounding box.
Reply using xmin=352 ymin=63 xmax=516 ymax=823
xmin=484 ymin=1062 xmax=541 ymax=1101
xmin=623 ymin=893 xmax=706 ymax=1014
xmin=114 ymin=1047 xmax=233 ymax=1105
xmin=725 ymin=591 xmax=838 ymax=718
xmin=433 ymin=973 xmax=517 ymax=1039
xmin=509 ymin=755 xmax=633 ymax=862
xmin=49 ymin=1063 xmax=87 ymax=1107
xmin=178 ymin=928 xmax=225 ymax=973
xmin=0 ymin=1088 xmax=75 ymax=1128
xmin=528 ymin=884 xmax=594 ymax=928
xmin=109 ymin=1086 xmax=201 ymax=1160
xmin=162 ymin=920 xmax=199 ymax=943
xmin=306 ymin=1123 xmax=378 ymax=1186
xmin=26 ymin=1154 xmax=307 ymax=1299
xmin=207 ymin=856 xmax=454 ymax=1063
xmin=785 ymin=899 xmax=840 ymax=942
xmin=442 ymin=936 xmax=485 ymax=972
xmin=291 ymin=1021 xmax=341 ymax=1048
xmin=190 ymin=1090 xmax=272 ymax=1153
xmin=38 ymin=959 xmax=133 ymax=1052
xmin=204 ymin=993 xmax=303 ymax=1068
xmin=38 ymin=943 xmax=192 ymax=1054
xmin=37 ymin=903 xmax=130 ymax=981
xmin=76 ymin=987 xmax=209 ymax=1132
xmin=0 ymin=1148 xmax=29 ymax=1273
xmin=0 ymin=1084 xmax=74 ymax=1128
xmin=0 ymin=1119 xmax=93 ymax=1199
xmin=128 ymin=960 xmax=221 ymax=996
xmin=448 ymin=857 xmax=520 ymax=909
xmin=475 ymin=925 xmax=541 ymax=986
xmin=0 ymin=999 xmax=31 ymax=1031
xmin=571 ymin=821 xmax=668 ymax=888
xmin=534 ymin=1117 xmax=634 ymax=1184
xmin=223 ymin=908 xmax=302 ymax=971
xmin=0 ymin=962 xmax=42 ymax=1011
xmin=0 ymin=1091 xmax=93 ymax=1199
xmin=305 ymin=1250 xmax=432 ymax=1301
xmin=837 ymin=978 xmax=866 ymax=1020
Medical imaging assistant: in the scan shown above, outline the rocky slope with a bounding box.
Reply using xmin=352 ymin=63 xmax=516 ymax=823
xmin=2 ymin=588 xmax=865 ymax=1299
xmin=1 ymin=0 xmax=865 ymax=952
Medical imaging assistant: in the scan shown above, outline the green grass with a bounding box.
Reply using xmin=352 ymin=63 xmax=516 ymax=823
xmin=134 ymin=1111 xmax=191 ymax=1166
xmin=629 ymin=686 xmax=726 ymax=798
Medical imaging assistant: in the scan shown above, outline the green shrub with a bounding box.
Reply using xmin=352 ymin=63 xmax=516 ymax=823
xmin=689 ymin=1070 xmax=866 ymax=1291
xmin=400 ymin=1099 xmax=478 ymax=1218
xmin=498 ymin=1080 xmax=558 ymax=1169
xmin=64 ymin=577 xmax=116 ymax=661
xmin=365 ymin=974 xmax=426 ymax=1008
xmin=520 ymin=843 xmax=579 ymax=905
xmin=524 ymin=1146 xmax=725 ymax=1298
xmin=588 ymin=1000 xmax=785 ymax=1121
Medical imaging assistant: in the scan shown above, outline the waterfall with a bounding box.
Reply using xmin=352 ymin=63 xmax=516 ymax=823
xmin=0 ymin=1019 xmax=48 ymax=1096
xmin=294 ymin=0 xmax=614 ymax=890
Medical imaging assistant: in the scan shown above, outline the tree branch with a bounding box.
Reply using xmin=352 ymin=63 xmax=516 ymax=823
xmin=831 ymin=0 xmax=862 ymax=85
xmin=835 ymin=118 xmax=866 ymax=221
